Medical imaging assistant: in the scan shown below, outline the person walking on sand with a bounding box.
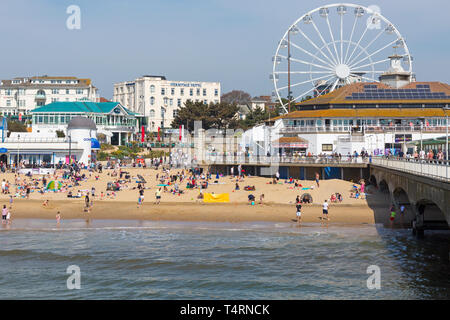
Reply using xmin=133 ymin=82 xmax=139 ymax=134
xmin=56 ymin=211 xmax=61 ymax=225
xmin=315 ymin=172 xmax=320 ymax=188
xmin=155 ymin=188 xmax=161 ymax=204
xmin=85 ymin=192 xmax=90 ymax=212
xmin=2 ymin=205 xmax=8 ymax=224
xmin=296 ymin=203 xmax=302 ymax=226
xmin=259 ymin=194 xmax=264 ymax=204
xmin=9 ymin=195 xmax=13 ymax=209
xmin=138 ymin=188 xmax=144 ymax=208
xmin=322 ymin=200 xmax=329 ymax=221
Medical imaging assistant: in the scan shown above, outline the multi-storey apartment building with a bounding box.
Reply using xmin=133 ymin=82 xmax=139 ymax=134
xmin=113 ymin=75 xmax=221 ymax=131
xmin=0 ymin=76 xmax=99 ymax=116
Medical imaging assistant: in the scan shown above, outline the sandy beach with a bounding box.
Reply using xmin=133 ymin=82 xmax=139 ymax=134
xmin=0 ymin=166 xmax=400 ymax=225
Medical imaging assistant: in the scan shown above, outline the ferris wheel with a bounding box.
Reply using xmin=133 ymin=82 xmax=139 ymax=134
xmin=271 ymin=3 xmax=413 ymax=113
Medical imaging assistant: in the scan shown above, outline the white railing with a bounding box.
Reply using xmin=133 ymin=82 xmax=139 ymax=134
xmin=371 ymin=158 xmax=450 ymax=182
xmin=3 ymin=137 xmax=69 ymax=143
xmin=202 ymin=155 xmax=369 ymax=165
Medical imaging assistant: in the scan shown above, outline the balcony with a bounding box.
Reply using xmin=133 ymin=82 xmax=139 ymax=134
xmin=35 ymin=94 xmax=46 ymax=100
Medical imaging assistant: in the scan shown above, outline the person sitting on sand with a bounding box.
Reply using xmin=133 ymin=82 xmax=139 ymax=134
xmin=42 ymin=199 xmax=49 ymax=207
xmin=235 ymin=183 xmax=240 ymax=191
xmin=248 ymin=194 xmax=255 ymax=204
xmin=330 ymin=194 xmax=337 ymax=202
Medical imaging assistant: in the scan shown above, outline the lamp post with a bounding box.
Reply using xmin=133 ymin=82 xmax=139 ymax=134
xmin=68 ymin=135 xmax=72 ymax=166
xmin=17 ymin=134 xmax=20 ymax=168
xmin=445 ymin=106 xmax=448 ymax=161
xmin=286 ymin=26 xmax=299 ymax=113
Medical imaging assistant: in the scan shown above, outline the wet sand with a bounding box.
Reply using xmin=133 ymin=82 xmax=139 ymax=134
xmin=0 ymin=167 xmax=398 ymax=225
xmin=6 ymin=199 xmax=393 ymax=225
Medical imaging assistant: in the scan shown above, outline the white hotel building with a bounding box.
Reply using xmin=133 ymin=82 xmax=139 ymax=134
xmin=113 ymin=75 xmax=221 ymax=132
xmin=0 ymin=76 xmax=99 ymax=116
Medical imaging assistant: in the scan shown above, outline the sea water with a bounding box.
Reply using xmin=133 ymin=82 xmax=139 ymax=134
xmin=0 ymin=219 xmax=449 ymax=299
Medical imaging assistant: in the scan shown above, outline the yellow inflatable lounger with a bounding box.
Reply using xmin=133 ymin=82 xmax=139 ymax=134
xmin=203 ymin=193 xmax=230 ymax=203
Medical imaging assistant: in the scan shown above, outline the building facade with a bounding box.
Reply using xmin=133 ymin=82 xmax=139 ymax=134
xmin=242 ymin=81 xmax=449 ymax=158
xmin=0 ymin=117 xmax=99 ymax=166
xmin=0 ymin=76 xmax=99 ymax=116
xmin=30 ymin=102 xmax=138 ymax=146
xmin=113 ymin=75 xmax=221 ymax=131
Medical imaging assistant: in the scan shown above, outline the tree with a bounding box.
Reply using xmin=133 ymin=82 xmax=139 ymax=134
xmin=7 ymin=121 xmax=27 ymax=137
xmin=239 ymin=106 xmax=273 ymax=130
xmin=171 ymin=100 xmax=239 ymax=131
xmin=56 ymin=130 xmax=65 ymax=138
xmin=221 ymin=90 xmax=251 ymax=105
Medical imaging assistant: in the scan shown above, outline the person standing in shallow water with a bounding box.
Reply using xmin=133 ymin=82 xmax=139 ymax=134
xmin=296 ymin=203 xmax=302 ymax=226
xmin=389 ymin=205 xmax=396 ymax=227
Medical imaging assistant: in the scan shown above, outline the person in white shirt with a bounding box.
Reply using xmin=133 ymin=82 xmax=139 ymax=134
xmin=322 ymin=200 xmax=329 ymax=221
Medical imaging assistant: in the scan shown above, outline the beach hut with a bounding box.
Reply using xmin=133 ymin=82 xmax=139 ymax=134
xmin=46 ymin=180 xmax=62 ymax=191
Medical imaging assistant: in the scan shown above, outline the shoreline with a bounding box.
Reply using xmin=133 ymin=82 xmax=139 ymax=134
xmin=6 ymin=199 xmax=392 ymax=225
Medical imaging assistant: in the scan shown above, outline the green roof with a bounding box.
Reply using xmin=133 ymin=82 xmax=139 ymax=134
xmin=31 ymin=101 xmax=138 ymax=116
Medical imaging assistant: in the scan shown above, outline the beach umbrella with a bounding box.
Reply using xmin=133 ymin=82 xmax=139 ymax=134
xmin=47 ymin=180 xmax=62 ymax=191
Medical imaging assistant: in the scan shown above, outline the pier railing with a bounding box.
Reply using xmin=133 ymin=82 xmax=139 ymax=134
xmin=371 ymin=158 xmax=450 ymax=182
xmin=201 ymin=155 xmax=369 ymax=165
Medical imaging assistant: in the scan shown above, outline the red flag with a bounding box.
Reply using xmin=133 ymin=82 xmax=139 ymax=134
xmin=157 ymin=127 xmax=160 ymax=142
xmin=179 ymin=125 xmax=182 ymax=141
xmin=141 ymin=125 xmax=145 ymax=142
xmin=18 ymin=113 xmax=22 ymax=122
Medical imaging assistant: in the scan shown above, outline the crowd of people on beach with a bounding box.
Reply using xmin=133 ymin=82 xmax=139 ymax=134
xmin=0 ymin=156 xmax=406 ymax=229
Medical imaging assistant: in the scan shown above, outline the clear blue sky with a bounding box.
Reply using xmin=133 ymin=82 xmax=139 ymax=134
xmin=0 ymin=0 xmax=448 ymax=99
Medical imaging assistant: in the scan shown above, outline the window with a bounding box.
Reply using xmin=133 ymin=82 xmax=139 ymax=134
xmin=149 ymin=110 xmax=155 ymax=118
xmin=322 ymin=144 xmax=333 ymax=151
xmin=6 ymin=100 xmax=11 ymax=106
xmin=169 ymin=99 xmax=173 ymax=106
xmin=171 ymin=88 xmax=175 ymax=95
xmin=52 ymin=89 xmax=59 ymax=94
xmin=66 ymin=89 xmax=70 ymax=94
xmin=196 ymin=88 xmax=200 ymax=96
xmin=18 ymin=89 xmax=25 ymax=95
xmin=161 ymin=88 xmax=165 ymax=95
xmin=5 ymin=89 xmax=11 ymax=96
xmin=76 ymin=89 xmax=83 ymax=94
xmin=150 ymin=85 xmax=155 ymax=93
xmin=180 ymin=88 xmax=184 ymax=96
xmin=190 ymin=89 xmax=193 ymax=96
xmin=164 ymin=97 xmax=168 ymax=105
xmin=177 ymin=99 xmax=181 ymax=107
xmin=173 ymin=110 xmax=178 ymax=118
xmin=214 ymin=89 xmax=218 ymax=96
xmin=203 ymin=100 xmax=208 ymax=104
xmin=203 ymin=89 xmax=207 ymax=96
xmin=150 ymin=97 xmax=155 ymax=105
